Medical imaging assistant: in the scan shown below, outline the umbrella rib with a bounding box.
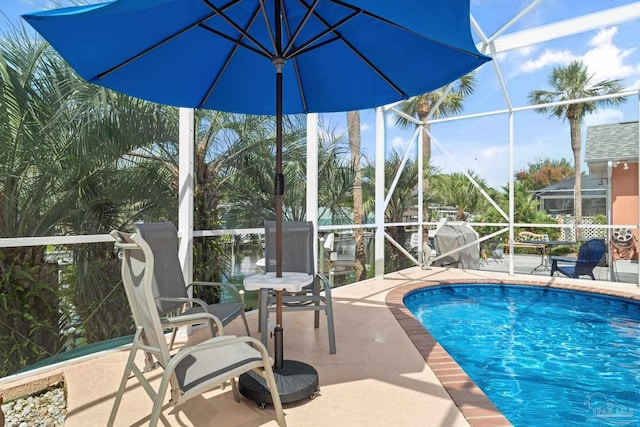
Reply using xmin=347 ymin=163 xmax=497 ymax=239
xmin=294 ymin=4 xmax=407 ymax=98
xmin=350 ymin=5 xmax=490 ymax=59
xmin=93 ymin=10 xmax=221 ymax=81
xmin=203 ymin=0 xmax=274 ymax=58
xmin=257 ymin=0 xmax=279 ymax=56
xmin=199 ymin=24 xmax=269 ymax=58
xmin=281 ymin=0 xmax=319 ymax=55
xmin=199 ymin=7 xmax=265 ymax=106
xmin=284 ymin=10 xmax=359 ymax=59
xmin=281 ymin=7 xmax=308 ymax=112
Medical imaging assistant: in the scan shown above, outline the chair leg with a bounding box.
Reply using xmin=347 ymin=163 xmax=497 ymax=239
xmin=240 ymin=311 xmax=251 ymax=336
xmin=262 ymin=365 xmax=287 ymax=427
xmin=259 ymin=288 xmax=269 ymax=348
xmin=231 ymin=378 xmax=241 ymax=402
xmin=107 ymin=350 xmax=138 ymax=426
xmin=150 ymin=374 xmax=172 ymax=427
xmin=109 ymin=330 xmax=145 ymax=427
xmin=314 ymin=280 xmax=320 ymax=329
xmin=168 ymin=327 xmax=178 ymax=349
xmin=550 ymin=260 xmax=558 ymax=277
xmin=324 ymin=287 xmax=336 ymax=354
xmin=257 ymin=290 xmax=262 ymax=333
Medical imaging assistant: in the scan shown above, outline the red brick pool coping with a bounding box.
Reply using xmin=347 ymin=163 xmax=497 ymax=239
xmin=385 ymin=278 xmax=640 ymax=427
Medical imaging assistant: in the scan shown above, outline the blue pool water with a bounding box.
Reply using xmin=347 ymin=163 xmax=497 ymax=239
xmin=404 ymin=285 xmax=640 ymax=426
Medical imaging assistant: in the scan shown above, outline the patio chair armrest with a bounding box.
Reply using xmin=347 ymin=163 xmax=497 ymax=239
xmin=161 ymin=311 xmax=225 ymax=334
xmin=190 ymin=281 xmax=244 ymax=302
xmin=155 ymin=296 xmax=192 ymax=304
xmin=315 ymin=273 xmax=333 ymax=299
xmin=550 ymin=256 xmax=577 ymax=264
xmin=155 ymin=295 xmax=209 ymax=311
xmin=316 ymin=272 xmax=330 ymax=289
xmin=167 ymin=335 xmax=271 ymax=369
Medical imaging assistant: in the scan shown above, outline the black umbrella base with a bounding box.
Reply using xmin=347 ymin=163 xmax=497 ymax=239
xmin=239 ymin=360 xmax=319 ymax=406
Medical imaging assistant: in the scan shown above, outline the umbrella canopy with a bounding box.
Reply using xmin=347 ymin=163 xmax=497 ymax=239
xmin=23 ymin=0 xmax=490 ymax=115
xmin=23 ymin=0 xmax=490 ymax=380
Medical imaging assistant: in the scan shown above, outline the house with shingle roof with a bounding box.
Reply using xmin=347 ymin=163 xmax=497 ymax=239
xmin=532 ymin=175 xmax=605 ymax=217
xmin=585 ymin=121 xmax=639 ymax=259
xmin=586 ymin=121 xmax=638 ymax=174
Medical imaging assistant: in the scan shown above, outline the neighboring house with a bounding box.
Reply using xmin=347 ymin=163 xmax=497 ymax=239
xmin=533 ymin=175 xmax=606 ymax=217
xmin=585 ymin=121 xmax=639 ymax=259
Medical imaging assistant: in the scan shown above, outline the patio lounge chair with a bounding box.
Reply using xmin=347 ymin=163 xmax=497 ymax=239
xmin=128 ymin=222 xmax=250 ymax=351
xmin=550 ymin=238 xmax=606 ymax=280
xmin=260 ymin=220 xmax=336 ymax=354
xmin=109 ymin=225 xmax=286 ymax=427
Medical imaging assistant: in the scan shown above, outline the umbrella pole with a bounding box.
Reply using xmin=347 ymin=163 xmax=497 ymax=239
xmin=238 ymin=2 xmax=317 ymax=404
xmin=239 ymin=58 xmax=318 ymax=402
xmin=274 ymin=50 xmax=285 ymax=370
xmin=274 ymin=0 xmax=285 ymax=370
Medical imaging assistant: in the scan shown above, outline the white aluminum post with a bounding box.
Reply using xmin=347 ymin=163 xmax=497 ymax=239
xmin=607 ymin=161 xmax=614 ymax=281
xmin=307 ymin=113 xmax=319 ymax=264
xmin=508 ymin=112 xmax=515 ymax=276
xmin=417 ymin=123 xmax=424 ymax=265
xmin=375 ymin=107 xmax=385 ymax=278
xmin=178 ymin=108 xmax=194 ymax=289
xmin=636 ymin=101 xmax=640 ymax=287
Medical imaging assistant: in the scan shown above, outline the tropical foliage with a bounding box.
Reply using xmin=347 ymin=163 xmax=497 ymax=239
xmin=3 ymin=25 xmax=629 ymax=378
xmin=515 ymin=158 xmax=574 ymax=191
xmin=394 ymin=74 xmax=477 ymax=236
xmin=347 ymin=110 xmax=367 ymax=281
xmin=362 ymin=151 xmax=421 ymax=272
xmin=528 ymin=60 xmax=626 ymax=229
xmin=0 ymin=28 xmax=178 ymax=375
xmin=0 ymin=28 xmax=350 ymax=375
xmin=430 ymin=170 xmax=489 ymax=221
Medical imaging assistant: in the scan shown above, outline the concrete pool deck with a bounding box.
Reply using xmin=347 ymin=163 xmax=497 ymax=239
xmin=1 ymin=266 xmax=639 ymax=426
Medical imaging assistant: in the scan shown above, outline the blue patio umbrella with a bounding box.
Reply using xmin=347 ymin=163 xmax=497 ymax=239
xmin=24 ymin=0 xmax=490 ymax=404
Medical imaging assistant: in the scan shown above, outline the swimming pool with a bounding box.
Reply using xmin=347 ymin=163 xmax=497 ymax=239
xmin=404 ymin=284 xmax=640 ymax=427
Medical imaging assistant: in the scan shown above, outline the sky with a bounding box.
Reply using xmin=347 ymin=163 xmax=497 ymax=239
xmin=2 ymin=0 xmax=640 ymax=189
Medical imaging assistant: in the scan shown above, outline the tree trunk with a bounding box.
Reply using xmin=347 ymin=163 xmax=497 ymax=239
xmin=347 ymin=110 xmax=366 ymax=282
xmin=569 ymin=114 xmax=582 ymax=239
xmin=417 ymin=101 xmax=431 ymax=241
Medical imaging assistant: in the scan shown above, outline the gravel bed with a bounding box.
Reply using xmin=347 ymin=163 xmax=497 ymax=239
xmin=1 ymin=385 xmax=66 ymax=427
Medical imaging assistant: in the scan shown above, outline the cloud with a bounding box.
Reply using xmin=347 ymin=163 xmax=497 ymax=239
xmin=583 ymin=108 xmax=624 ymax=127
xmin=389 ymin=136 xmax=413 ymax=154
xmin=626 ymin=79 xmax=640 ymax=90
xmin=582 ymin=27 xmax=640 ymax=82
xmin=517 ymin=26 xmax=640 ymax=83
xmin=495 ymin=44 xmax=537 ymax=64
xmin=520 ymin=49 xmax=577 ymax=72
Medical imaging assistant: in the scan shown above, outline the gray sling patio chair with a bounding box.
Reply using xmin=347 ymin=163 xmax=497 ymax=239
xmin=109 ymin=226 xmax=286 ymax=427
xmin=131 ymin=222 xmax=250 ymax=350
xmin=259 ymin=220 xmax=336 ymax=354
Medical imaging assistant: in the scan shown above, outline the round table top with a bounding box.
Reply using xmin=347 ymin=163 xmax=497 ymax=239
xmin=243 ymin=272 xmax=314 ymax=292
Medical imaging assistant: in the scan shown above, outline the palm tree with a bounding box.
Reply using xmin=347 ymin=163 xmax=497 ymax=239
xmin=221 ymin=114 xmax=308 ymax=226
xmin=0 ymin=27 xmax=179 ymax=373
xmin=528 ymin=60 xmax=626 ymax=231
xmin=431 ymin=171 xmax=489 ymax=221
xmin=395 ymin=74 xmax=477 ymax=235
xmin=316 ymin=119 xmax=352 ymax=224
xmin=347 ymin=110 xmax=366 ymax=281
xmin=362 ymin=151 xmax=419 ymax=272
xmin=396 ymin=73 xmax=477 ymax=163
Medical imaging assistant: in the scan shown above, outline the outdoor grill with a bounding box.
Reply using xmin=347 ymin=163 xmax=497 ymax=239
xmin=434 ymin=223 xmax=480 ymax=269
